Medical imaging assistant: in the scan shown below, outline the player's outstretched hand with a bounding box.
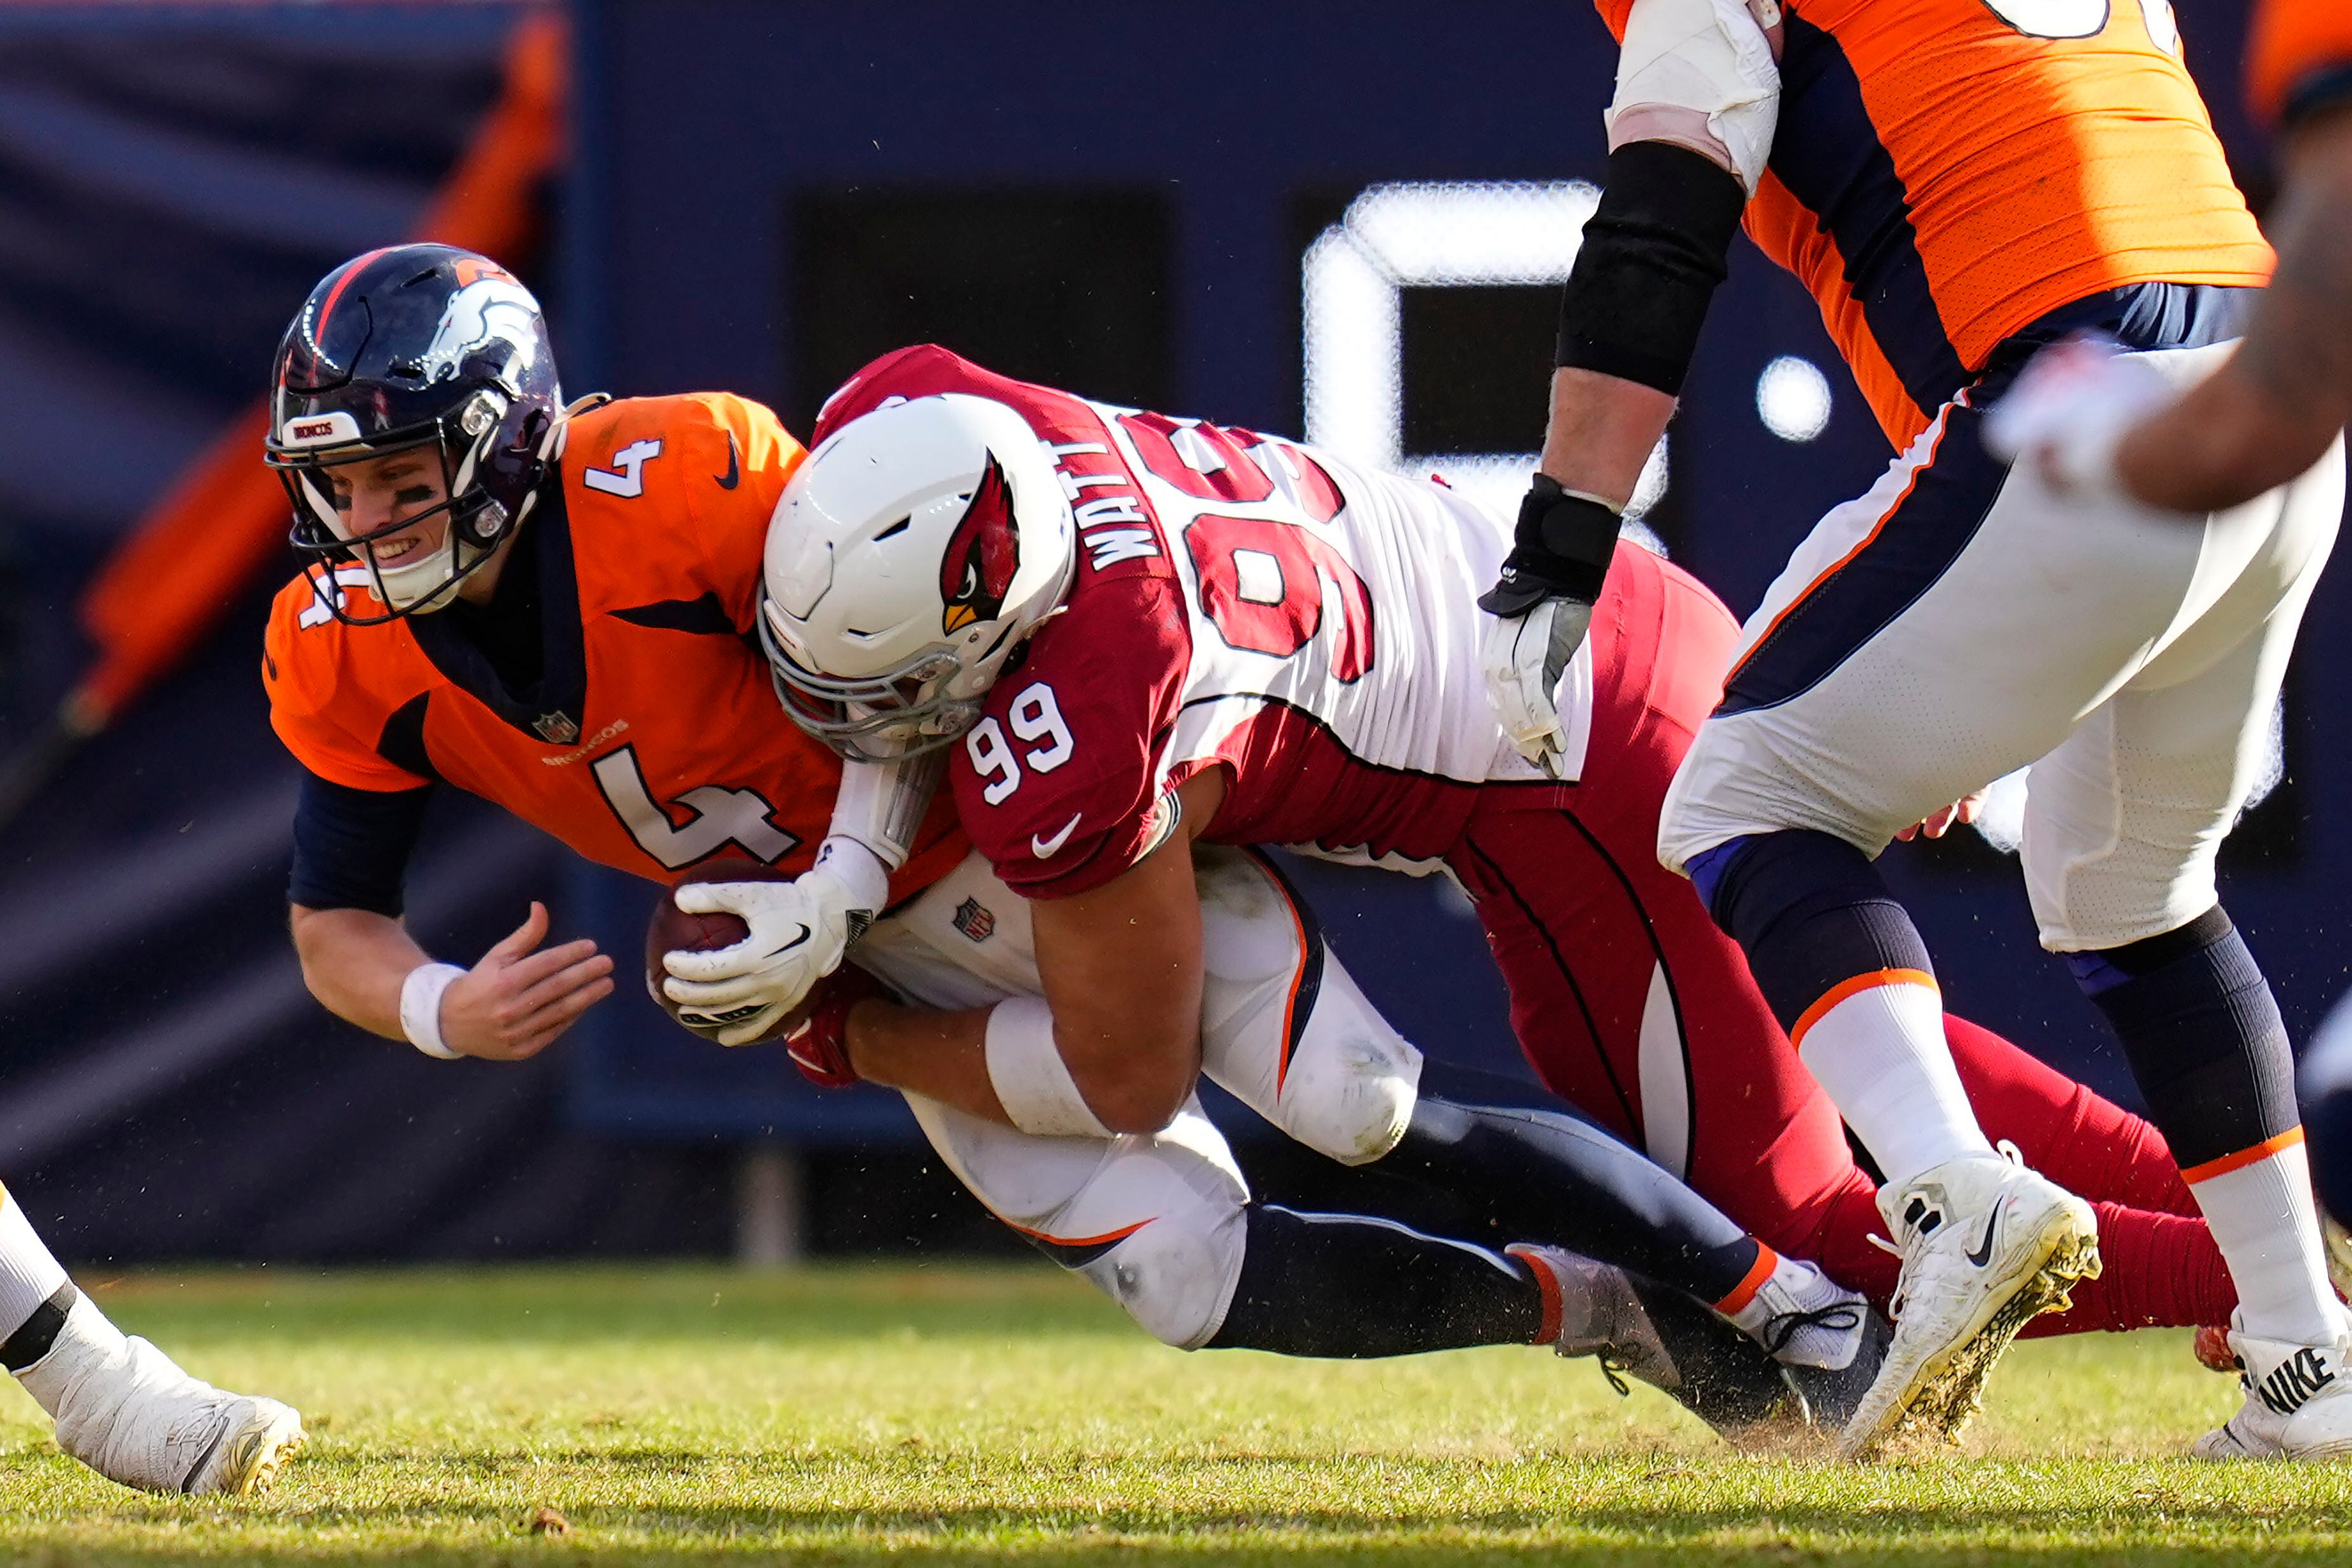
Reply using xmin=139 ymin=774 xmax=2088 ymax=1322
xmin=1480 ymin=596 xmax=1590 ymax=779
xmin=661 ymin=866 xmax=864 ymax=1047
xmin=441 ymin=902 xmax=616 ymax=1060
xmin=1983 ymin=333 xmax=2178 ymax=504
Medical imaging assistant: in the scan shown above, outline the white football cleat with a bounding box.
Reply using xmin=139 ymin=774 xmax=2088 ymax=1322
xmin=23 ymin=1298 xmax=304 ymax=1494
xmin=2192 ymin=1313 xmax=2352 ymax=1461
xmin=1838 ymin=1150 xmax=2100 ymax=1460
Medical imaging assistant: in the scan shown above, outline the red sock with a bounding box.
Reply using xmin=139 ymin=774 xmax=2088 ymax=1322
xmin=2018 ymin=1200 xmax=2235 ymax=1336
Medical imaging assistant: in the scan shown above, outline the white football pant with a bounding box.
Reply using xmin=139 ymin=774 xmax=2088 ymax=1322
xmin=1659 ymin=340 xmax=2343 ymax=953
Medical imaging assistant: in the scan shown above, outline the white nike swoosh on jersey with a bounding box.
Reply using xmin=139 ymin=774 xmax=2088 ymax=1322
xmin=1032 ymin=813 xmax=1083 ymax=859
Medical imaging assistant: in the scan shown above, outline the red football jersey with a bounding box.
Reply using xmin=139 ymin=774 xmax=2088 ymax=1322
xmin=813 ymin=347 xmax=1538 ymax=901
xmin=265 ymin=391 xmax=967 ymax=898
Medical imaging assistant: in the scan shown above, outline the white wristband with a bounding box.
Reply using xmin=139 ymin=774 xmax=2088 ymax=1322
xmin=399 ymin=962 xmax=467 ymax=1060
xmin=983 ymin=994 xmax=1113 ymax=1138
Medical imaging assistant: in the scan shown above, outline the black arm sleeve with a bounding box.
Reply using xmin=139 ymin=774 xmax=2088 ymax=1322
xmin=288 ymin=770 xmax=434 ymax=917
xmin=1555 ymin=140 xmax=1749 ymax=396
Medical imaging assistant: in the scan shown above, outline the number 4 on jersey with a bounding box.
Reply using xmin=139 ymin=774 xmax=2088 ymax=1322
xmin=590 ymin=745 xmax=800 ymax=868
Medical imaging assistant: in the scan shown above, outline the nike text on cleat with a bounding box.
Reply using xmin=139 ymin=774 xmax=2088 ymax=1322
xmin=1837 ymin=1151 xmax=2100 ymax=1461
xmin=2193 ymin=1312 xmax=2352 ymax=1461
xmin=1031 ymin=813 xmax=1082 ymax=858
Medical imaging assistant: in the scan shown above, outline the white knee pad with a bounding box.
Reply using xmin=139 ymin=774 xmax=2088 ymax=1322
xmin=906 ymin=1091 xmax=1250 ymax=1350
xmin=1607 ymin=0 xmax=1782 ymax=194
xmin=1193 ymin=847 xmax=1422 ymax=1166
xmin=1078 ymin=1200 xmax=1248 ymax=1351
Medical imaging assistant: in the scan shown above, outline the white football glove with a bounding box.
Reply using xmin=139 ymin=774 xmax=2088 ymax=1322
xmin=1480 ymin=596 xmax=1593 ymax=778
xmin=1982 ymin=333 xmax=2179 ymax=504
xmin=660 ymin=842 xmax=887 ymax=1047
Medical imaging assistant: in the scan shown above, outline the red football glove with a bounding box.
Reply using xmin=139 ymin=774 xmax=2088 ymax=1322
xmin=785 ymin=962 xmax=891 ymax=1089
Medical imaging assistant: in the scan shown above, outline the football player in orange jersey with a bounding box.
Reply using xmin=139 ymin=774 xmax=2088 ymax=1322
xmin=263 ymin=245 xmax=969 ymax=1061
xmin=263 ymin=244 xmax=1908 ymax=1447
xmin=1479 ymin=0 xmax=2349 ymax=1459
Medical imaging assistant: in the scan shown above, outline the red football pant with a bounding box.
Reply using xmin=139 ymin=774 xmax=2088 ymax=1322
xmin=1444 ymin=542 xmax=2232 ymax=1333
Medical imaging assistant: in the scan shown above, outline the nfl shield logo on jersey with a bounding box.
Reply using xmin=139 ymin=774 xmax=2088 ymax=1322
xmin=533 ymin=711 xmax=580 ymax=744
xmin=952 ymin=897 xmax=996 ymax=943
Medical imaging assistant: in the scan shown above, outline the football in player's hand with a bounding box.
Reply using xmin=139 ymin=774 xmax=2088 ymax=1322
xmin=644 ymin=858 xmax=807 ymax=1043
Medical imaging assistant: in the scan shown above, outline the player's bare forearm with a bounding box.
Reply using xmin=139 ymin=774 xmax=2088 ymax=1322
xmin=847 ymin=830 xmax=1210 ymax=1134
xmin=2119 ymin=114 xmax=2352 ymax=512
xmin=288 ymin=903 xmax=424 ymax=1042
xmin=1028 ymin=824 xmax=1207 ymax=1133
xmin=842 ymin=1000 xmax=1006 ymax=1121
xmin=1536 ymin=369 xmax=1677 ymax=508
xmin=845 ymin=772 xmax=1225 ymax=1135
xmin=290 ymin=899 xmax=613 ymax=1060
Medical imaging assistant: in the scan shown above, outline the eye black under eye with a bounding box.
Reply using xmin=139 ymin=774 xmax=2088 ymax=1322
xmin=394 ymin=485 xmax=436 ymax=506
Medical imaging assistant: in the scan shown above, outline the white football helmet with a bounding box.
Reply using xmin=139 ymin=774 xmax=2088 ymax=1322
xmin=761 ymin=393 xmax=1076 ymax=760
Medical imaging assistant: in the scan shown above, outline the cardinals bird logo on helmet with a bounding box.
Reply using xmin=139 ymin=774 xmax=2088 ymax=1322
xmin=939 ymin=457 xmax=1020 ymax=634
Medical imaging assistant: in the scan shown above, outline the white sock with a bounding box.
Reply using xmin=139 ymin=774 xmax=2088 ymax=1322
xmin=1794 ymin=975 xmax=1993 ymax=1191
xmin=0 ymin=1182 xmax=69 ymax=1354
xmin=2185 ymin=1134 xmax=2341 ymax=1347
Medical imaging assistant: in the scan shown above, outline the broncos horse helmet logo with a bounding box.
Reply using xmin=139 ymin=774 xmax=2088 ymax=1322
xmin=939 ymin=455 xmax=1020 ymax=634
xmin=413 ymin=265 xmax=545 ymax=389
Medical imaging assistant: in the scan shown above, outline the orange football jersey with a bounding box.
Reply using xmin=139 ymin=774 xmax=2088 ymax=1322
xmin=263 ymin=391 xmax=967 ymax=898
xmin=2247 ymin=0 xmax=2352 ymax=129
xmin=1597 ymin=0 xmax=2273 ymax=448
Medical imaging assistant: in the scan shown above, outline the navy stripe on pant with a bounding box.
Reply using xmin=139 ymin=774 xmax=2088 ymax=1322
xmin=1718 ymin=396 xmax=2009 ymax=720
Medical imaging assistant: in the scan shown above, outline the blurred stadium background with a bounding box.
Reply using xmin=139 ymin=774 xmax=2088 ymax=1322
xmin=0 ymin=0 xmax=2330 ymax=1272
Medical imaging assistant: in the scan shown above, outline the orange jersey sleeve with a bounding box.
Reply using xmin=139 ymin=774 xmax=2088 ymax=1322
xmin=262 ymin=577 xmax=433 ymax=793
xmin=2248 ymin=0 xmax=2352 ymax=129
xmin=1592 ymin=0 xmax=2270 ymax=449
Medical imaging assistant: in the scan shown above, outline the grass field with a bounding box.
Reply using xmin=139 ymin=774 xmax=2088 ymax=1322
xmin=6 ymin=1265 xmax=2352 ymax=1564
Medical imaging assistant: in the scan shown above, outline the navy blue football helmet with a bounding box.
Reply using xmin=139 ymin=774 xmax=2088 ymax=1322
xmin=264 ymin=244 xmax=565 ymax=623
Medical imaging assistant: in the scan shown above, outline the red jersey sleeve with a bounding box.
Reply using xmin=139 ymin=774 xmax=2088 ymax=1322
xmin=2248 ymin=0 xmax=2352 ymax=129
xmin=951 ymin=576 xmax=1191 ymax=900
xmin=261 ymin=578 xmax=432 ymax=792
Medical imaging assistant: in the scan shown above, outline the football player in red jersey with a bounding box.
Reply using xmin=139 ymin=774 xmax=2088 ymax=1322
xmin=755 ymin=346 xmax=2249 ymax=1456
xmin=266 ymin=246 xmax=1895 ymax=1446
xmin=1480 ymin=0 xmax=2348 ymax=1458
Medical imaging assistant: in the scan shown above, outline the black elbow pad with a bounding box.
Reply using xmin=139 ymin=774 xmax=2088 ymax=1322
xmin=1555 ymin=141 xmax=1749 ymax=396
